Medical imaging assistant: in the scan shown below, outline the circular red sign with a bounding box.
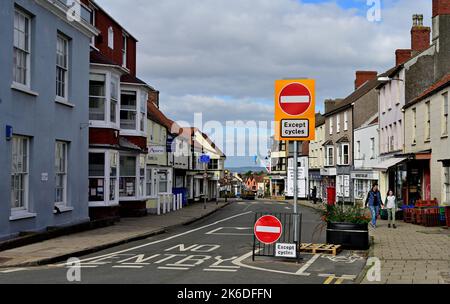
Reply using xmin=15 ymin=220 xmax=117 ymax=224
xmin=254 ymin=215 xmax=283 ymax=245
xmin=278 ymin=83 xmax=312 ymax=116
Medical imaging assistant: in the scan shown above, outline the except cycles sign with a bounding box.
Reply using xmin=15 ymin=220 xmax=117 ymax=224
xmin=274 ymin=79 xmax=316 ymax=141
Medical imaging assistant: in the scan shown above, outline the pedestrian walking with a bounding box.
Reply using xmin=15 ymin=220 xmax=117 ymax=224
xmin=365 ymin=184 xmax=384 ymax=228
xmin=311 ymin=186 xmax=318 ymax=204
xmin=385 ymin=190 xmax=397 ymax=229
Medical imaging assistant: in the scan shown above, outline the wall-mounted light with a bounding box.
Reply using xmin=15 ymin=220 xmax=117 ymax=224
xmin=6 ymin=125 xmax=13 ymax=141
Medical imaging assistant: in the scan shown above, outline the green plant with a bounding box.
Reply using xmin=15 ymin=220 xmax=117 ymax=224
xmin=321 ymin=204 xmax=371 ymax=224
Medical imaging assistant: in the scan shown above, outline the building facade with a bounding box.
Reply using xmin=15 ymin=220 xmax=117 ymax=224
xmin=309 ymin=113 xmax=325 ymax=200
xmin=0 ymin=0 xmax=97 ymax=239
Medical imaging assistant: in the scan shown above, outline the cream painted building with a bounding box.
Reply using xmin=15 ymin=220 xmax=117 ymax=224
xmin=403 ymin=76 xmax=450 ymax=205
xmin=309 ymin=113 xmax=325 ymax=199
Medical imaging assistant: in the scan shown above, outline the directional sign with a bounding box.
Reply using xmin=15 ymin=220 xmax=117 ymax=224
xmin=199 ymin=154 xmax=211 ymax=163
xmin=254 ymin=215 xmax=283 ymax=245
xmin=275 ymin=79 xmax=315 ymax=141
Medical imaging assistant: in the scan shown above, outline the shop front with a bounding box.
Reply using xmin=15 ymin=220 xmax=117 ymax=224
xmin=404 ymin=154 xmax=431 ymax=205
xmin=351 ymin=171 xmax=379 ymax=206
xmin=374 ymin=157 xmax=408 ymax=205
xmin=309 ymin=169 xmax=323 ymax=200
xmin=269 ymin=176 xmax=285 ymax=198
xmin=320 ymin=168 xmax=336 ymax=204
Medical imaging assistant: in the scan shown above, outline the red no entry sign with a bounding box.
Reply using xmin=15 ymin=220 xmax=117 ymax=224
xmin=278 ymin=83 xmax=312 ymax=116
xmin=254 ymin=215 xmax=283 ymax=244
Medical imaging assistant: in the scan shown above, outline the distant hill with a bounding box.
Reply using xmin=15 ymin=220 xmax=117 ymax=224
xmin=225 ymin=166 xmax=268 ymax=174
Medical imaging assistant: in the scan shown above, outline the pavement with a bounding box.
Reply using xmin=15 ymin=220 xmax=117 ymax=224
xmin=361 ymin=221 xmax=450 ymax=284
xmin=0 ymin=201 xmax=230 ymax=268
xmin=0 ymin=200 xmax=367 ymax=284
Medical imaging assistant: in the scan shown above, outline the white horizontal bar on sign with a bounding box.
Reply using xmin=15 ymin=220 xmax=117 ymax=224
xmin=280 ymin=96 xmax=310 ymax=103
xmin=255 ymin=226 xmax=281 ymax=233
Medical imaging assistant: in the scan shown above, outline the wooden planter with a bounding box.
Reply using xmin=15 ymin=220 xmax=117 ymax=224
xmin=326 ymin=222 xmax=369 ymax=250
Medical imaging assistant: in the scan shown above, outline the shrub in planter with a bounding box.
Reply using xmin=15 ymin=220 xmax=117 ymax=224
xmin=321 ymin=205 xmax=371 ymax=250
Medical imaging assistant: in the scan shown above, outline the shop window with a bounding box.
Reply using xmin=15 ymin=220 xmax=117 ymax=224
xmin=146 ymin=167 xmax=153 ymax=197
xmin=159 ymin=171 xmax=168 ymax=193
xmin=89 ymin=153 xmax=105 ymax=202
xmin=120 ymin=155 xmax=136 ymax=197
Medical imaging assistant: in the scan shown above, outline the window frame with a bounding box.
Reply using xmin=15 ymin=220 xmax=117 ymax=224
xmin=425 ymin=101 xmax=431 ymax=141
xmin=108 ymin=26 xmax=114 ymax=49
xmin=11 ymin=136 xmax=30 ymax=213
xmin=56 ymin=33 xmax=69 ymax=102
xmin=443 ymin=92 xmax=448 ymax=136
xmin=54 ymin=141 xmax=68 ymax=207
xmin=444 ymin=166 xmax=450 ymax=204
xmin=88 ymin=150 xmax=120 ymax=206
xmin=336 ymin=114 xmax=340 ymax=133
xmin=344 ymin=111 xmax=348 ymax=131
xmin=122 ymin=33 xmax=127 ymax=68
xmin=13 ymin=8 xmax=31 ymax=89
xmin=326 ymin=146 xmax=334 ymax=167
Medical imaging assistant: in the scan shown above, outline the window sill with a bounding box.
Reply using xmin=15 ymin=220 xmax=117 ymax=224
xmin=424 ymin=139 xmax=431 ymax=143
xmin=441 ymin=134 xmax=448 ymax=139
xmin=55 ymin=98 xmax=75 ymax=108
xmin=10 ymin=211 xmax=37 ymax=221
xmin=54 ymin=205 xmax=74 ymax=214
xmin=11 ymin=83 xmax=39 ymax=97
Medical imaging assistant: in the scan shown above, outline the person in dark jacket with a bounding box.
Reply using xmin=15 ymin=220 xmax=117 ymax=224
xmin=365 ymin=184 xmax=384 ymax=228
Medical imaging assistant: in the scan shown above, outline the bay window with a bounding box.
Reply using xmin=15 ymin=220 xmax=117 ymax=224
xmin=89 ymin=153 xmax=105 ymax=202
xmin=110 ymin=76 xmax=119 ymax=124
xmin=56 ymin=34 xmax=69 ymax=100
xmin=121 ymin=91 xmax=137 ymax=130
xmin=55 ymin=141 xmax=68 ymax=206
xmin=13 ymin=8 xmax=31 ymax=87
xmin=120 ymin=155 xmax=137 ymax=197
xmin=122 ymin=33 xmax=127 ymax=68
xmin=89 ymin=151 xmax=119 ymax=205
xmin=140 ymin=91 xmax=147 ymax=132
xmin=11 ymin=136 xmax=29 ymax=212
xmin=89 ymin=73 xmax=106 ymax=121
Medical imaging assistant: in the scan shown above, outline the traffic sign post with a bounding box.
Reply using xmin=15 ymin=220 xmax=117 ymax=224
xmin=199 ymin=154 xmax=211 ymax=210
xmin=254 ymin=215 xmax=283 ymax=245
xmin=274 ymin=79 xmax=315 ymax=244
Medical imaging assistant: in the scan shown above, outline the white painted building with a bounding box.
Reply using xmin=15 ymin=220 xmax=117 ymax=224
xmin=352 ymin=117 xmax=380 ymax=205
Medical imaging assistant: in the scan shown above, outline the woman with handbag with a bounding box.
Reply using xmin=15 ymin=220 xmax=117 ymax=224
xmin=365 ymin=184 xmax=384 ymax=228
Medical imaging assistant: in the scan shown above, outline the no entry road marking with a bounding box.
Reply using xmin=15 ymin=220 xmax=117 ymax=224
xmin=59 ymin=211 xmax=253 ymax=266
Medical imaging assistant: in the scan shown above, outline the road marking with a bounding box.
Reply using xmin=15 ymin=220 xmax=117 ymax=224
xmin=203 ymin=268 xmax=238 ymax=272
xmin=59 ymin=211 xmax=253 ymax=266
xmin=113 ymin=265 xmax=144 ymax=269
xmin=0 ymin=268 xmax=27 ymax=273
xmin=206 ymin=227 xmax=252 ymax=236
xmin=232 ymin=250 xmax=310 ymax=277
xmin=295 ymin=254 xmax=321 ymax=275
xmin=157 ymin=266 xmax=189 ymax=271
xmin=335 ymin=278 xmax=344 ymax=284
xmin=323 ymin=276 xmax=335 ymax=284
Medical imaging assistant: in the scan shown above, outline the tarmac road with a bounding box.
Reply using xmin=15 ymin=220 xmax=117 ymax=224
xmin=0 ymin=200 xmax=367 ymax=284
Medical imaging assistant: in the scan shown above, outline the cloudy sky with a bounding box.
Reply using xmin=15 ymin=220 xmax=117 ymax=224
xmin=96 ymin=0 xmax=431 ymax=167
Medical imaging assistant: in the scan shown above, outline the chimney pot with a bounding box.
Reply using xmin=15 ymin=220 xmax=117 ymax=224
xmin=411 ymin=14 xmax=431 ymax=53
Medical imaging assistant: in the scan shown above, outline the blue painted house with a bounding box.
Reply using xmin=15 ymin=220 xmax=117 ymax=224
xmin=0 ymin=0 xmax=98 ymax=239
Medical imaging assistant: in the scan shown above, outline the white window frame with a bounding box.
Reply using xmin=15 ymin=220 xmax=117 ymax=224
xmin=11 ymin=136 xmax=30 ymax=214
xmin=338 ymin=143 xmax=349 ymax=166
xmin=88 ymin=150 xmax=119 ymax=207
xmin=344 ymin=111 xmax=348 ymax=131
xmin=56 ymin=34 xmax=69 ymax=102
xmin=122 ymin=33 xmax=127 ymax=68
xmin=89 ymin=70 xmax=120 ymax=129
xmin=326 ymin=146 xmax=334 ymax=167
xmin=370 ymin=138 xmax=375 ymax=159
xmin=329 ymin=118 xmax=333 ymax=135
xmin=444 ymin=166 xmax=450 ymax=204
xmin=412 ymin=108 xmax=417 ymax=144
xmin=443 ymin=92 xmax=448 ymax=136
xmin=13 ymin=8 xmax=31 ymax=89
xmin=110 ymin=74 xmax=119 ymax=125
xmin=108 ymin=26 xmax=114 ymax=49
xmin=336 ymin=114 xmax=340 ymax=133
xmin=55 ymin=141 xmax=68 ymax=207
xmin=356 ymin=141 xmax=361 ymax=160
xmin=425 ymin=101 xmax=431 ymax=141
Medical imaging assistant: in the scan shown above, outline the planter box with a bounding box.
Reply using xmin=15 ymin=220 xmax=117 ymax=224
xmin=326 ymin=222 xmax=369 ymax=250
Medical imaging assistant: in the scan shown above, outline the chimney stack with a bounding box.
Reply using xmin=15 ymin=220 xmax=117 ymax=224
xmin=411 ymin=14 xmax=431 ymax=54
xmin=395 ymin=49 xmax=413 ymax=66
xmin=355 ymin=71 xmax=378 ymax=90
xmin=432 ymin=0 xmax=450 ymax=17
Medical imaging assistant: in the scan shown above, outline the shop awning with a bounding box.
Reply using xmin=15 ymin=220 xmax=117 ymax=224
xmin=373 ymin=157 xmax=407 ymax=171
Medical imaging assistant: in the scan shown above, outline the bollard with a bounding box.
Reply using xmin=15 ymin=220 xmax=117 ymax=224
xmin=162 ymin=195 xmax=166 ymax=214
xmin=178 ymin=194 xmax=182 ymax=209
xmin=157 ymin=195 xmax=161 ymax=215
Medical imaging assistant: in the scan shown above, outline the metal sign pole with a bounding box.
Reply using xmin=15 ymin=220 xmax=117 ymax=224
xmin=293 ymin=141 xmax=298 ymax=243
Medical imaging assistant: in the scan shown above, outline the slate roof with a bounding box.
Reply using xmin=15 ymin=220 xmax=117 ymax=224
xmin=404 ymin=74 xmax=450 ymax=109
